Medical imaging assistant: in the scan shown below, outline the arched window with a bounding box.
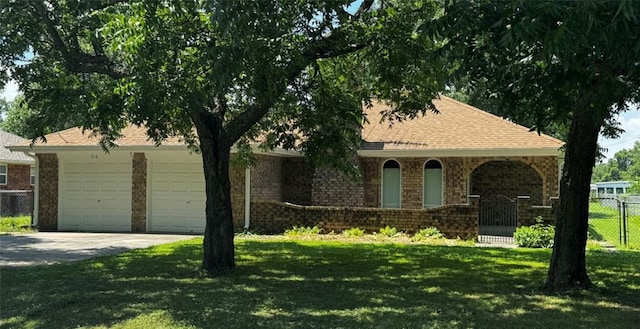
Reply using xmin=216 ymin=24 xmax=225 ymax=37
xmin=382 ymin=159 xmax=401 ymax=208
xmin=424 ymin=160 xmax=443 ymax=208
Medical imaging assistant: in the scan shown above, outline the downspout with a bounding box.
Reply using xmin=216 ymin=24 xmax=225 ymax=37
xmin=30 ymin=154 xmax=39 ymax=227
xmin=244 ymin=166 xmax=251 ymax=230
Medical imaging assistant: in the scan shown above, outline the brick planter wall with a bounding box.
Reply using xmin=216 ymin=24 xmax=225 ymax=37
xmin=250 ymin=196 xmax=479 ymax=239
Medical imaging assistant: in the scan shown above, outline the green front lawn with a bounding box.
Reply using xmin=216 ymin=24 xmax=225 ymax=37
xmin=1 ymin=237 xmax=639 ymax=329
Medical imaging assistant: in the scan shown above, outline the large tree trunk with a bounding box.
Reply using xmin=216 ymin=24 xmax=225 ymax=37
xmin=545 ymin=104 xmax=603 ymax=291
xmin=193 ymin=112 xmax=236 ymax=273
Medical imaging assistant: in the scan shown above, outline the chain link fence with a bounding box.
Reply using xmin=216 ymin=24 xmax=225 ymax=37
xmin=589 ymin=196 xmax=640 ymax=249
xmin=0 ymin=190 xmax=34 ymax=218
xmin=622 ymin=200 xmax=640 ymax=249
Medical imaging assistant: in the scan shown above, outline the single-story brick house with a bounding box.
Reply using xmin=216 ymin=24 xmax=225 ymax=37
xmin=9 ymin=96 xmax=563 ymax=234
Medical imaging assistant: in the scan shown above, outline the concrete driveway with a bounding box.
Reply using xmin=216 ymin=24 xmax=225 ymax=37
xmin=0 ymin=232 xmax=197 ymax=267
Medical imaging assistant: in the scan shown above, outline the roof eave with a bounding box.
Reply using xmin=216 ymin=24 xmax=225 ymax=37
xmin=7 ymin=144 xmax=304 ymax=157
xmin=357 ymin=147 xmax=563 ymax=158
xmin=0 ymin=159 xmax=36 ymax=165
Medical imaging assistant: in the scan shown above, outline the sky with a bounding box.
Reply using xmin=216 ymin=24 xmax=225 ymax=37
xmin=1 ymin=79 xmax=19 ymax=102
xmin=1 ymin=73 xmax=639 ymax=161
xmin=598 ymin=107 xmax=640 ymax=161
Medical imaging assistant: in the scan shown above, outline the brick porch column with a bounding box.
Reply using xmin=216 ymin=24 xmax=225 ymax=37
xmin=131 ymin=153 xmax=147 ymax=232
xmin=36 ymin=154 xmax=58 ymax=231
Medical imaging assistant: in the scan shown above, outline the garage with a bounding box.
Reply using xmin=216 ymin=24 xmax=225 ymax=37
xmin=147 ymin=153 xmax=206 ymax=233
xmin=58 ymin=153 xmax=132 ymax=231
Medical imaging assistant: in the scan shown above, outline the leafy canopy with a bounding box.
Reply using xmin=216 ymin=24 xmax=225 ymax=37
xmin=432 ymin=0 xmax=640 ymax=136
xmin=1 ymin=0 xmax=447 ymax=171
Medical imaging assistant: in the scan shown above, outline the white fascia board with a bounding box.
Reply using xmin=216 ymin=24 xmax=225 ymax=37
xmin=6 ymin=145 xmax=191 ymax=153
xmin=245 ymin=147 xmax=302 ymax=157
xmin=8 ymin=143 xmax=304 ymax=157
xmin=358 ymin=148 xmax=562 ymax=158
xmin=1 ymin=159 xmax=36 ymax=165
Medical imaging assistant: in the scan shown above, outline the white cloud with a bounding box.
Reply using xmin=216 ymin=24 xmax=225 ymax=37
xmin=599 ymin=105 xmax=640 ymax=160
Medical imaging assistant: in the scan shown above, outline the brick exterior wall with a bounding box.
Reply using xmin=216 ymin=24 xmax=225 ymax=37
xmin=250 ymin=196 xmax=480 ymax=239
xmin=332 ymin=155 xmax=559 ymax=208
xmin=311 ymin=167 xmax=364 ymax=207
xmin=471 ymin=161 xmax=543 ymax=204
xmin=361 ymin=157 xmax=381 ymax=207
xmin=283 ymin=158 xmax=313 ymax=205
xmin=36 ymin=154 xmax=58 ymax=230
xmin=131 ymin=153 xmax=146 ymax=232
xmin=229 ymin=162 xmax=246 ymax=229
xmin=250 ymin=155 xmax=283 ymax=201
xmin=1 ymin=164 xmax=33 ymax=190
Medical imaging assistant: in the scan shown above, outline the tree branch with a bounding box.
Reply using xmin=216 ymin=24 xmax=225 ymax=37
xmin=225 ymin=58 xmax=310 ymax=143
xmin=353 ymin=0 xmax=375 ymax=19
xmin=302 ymin=29 xmax=369 ymax=60
xmin=31 ymin=1 xmax=128 ymax=79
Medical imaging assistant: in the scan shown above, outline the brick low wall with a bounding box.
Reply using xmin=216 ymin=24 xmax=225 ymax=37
xmin=517 ymin=196 xmax=558 ymax=226
xmin=249 ymin=196 xmax=479 ymax=239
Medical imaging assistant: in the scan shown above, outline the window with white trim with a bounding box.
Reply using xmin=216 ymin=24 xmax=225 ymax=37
xmin=30 ymin=165 xmax=35 ymax=185
xmin=382 ymin=160 xmax=401 ymax=208
xmin=0 ymin=164 xmax=6 ymax=185
xmin=423 ymin=160 xmax=443 ymax=208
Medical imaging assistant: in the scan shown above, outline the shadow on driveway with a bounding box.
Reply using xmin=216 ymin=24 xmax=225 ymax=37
xmin=0 ymin=232 xmax=196 ymax=267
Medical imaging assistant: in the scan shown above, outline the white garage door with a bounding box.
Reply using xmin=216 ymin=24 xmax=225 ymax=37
xmin=59 ymin=154 xmax=132 ymax=232
xmin=149 ymin=154 xmax=206 ymax=233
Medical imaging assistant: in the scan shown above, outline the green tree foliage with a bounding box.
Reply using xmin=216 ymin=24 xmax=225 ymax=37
xmin=0 ymin=0 xmax=448 ymax=273
xmin=0 ymin=94 xmax=81 ymax=138
xmin=433 ymin=0 xmax=640 ymax=291
xmin=592 ymin=141 xmax=640 ymax=184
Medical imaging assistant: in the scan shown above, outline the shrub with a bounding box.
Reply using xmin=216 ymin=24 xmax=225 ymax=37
xmin=342 ymin=227 xmax=365 ymax=237
xmin=378 ymin=226 xmax=399 ymax=237
xmin=514 ymin=217 xmax=555 ymax=248
xmin=412 ymin=227 xmax=445 ymax=241
xmin=284 ymin=225 xmax=322 ymax=236
xmin=0 ymin=216 xmax=34 ymax=233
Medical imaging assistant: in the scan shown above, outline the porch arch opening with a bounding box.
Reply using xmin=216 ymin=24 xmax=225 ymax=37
xmin=470 ymin=160 xmax=543 ymax=204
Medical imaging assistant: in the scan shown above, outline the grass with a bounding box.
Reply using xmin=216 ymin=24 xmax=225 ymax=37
xmin=0 ymin=216 xmax=34 ymax=233
xmin=1 ymin=236 xmax=640 ymax=329
xmin=588 ymin=202 xmax=640 ymax=249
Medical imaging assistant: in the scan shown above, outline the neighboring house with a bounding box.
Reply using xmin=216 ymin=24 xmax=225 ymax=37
xmin=0 ymin=130 xmax=35 ymax=216
xmin=0 ymin=131 xmax=35 ymax=190
xmin=592 ymin=180 xmax=633 ymax=197
xmin=9 ymin=96 xmax=563 ymax=233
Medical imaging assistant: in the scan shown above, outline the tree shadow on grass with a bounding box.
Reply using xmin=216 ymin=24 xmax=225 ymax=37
xmin=2 ymin=239 xmax=640 ymax=329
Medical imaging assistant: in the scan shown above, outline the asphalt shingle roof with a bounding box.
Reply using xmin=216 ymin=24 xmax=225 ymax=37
xmin=0 ymin=131 xmax=34 ymax=164
xmin=361 ymin=96 xmax=563 ymax=151
xmin=10 ymin=96 xmax=563 ymax=154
